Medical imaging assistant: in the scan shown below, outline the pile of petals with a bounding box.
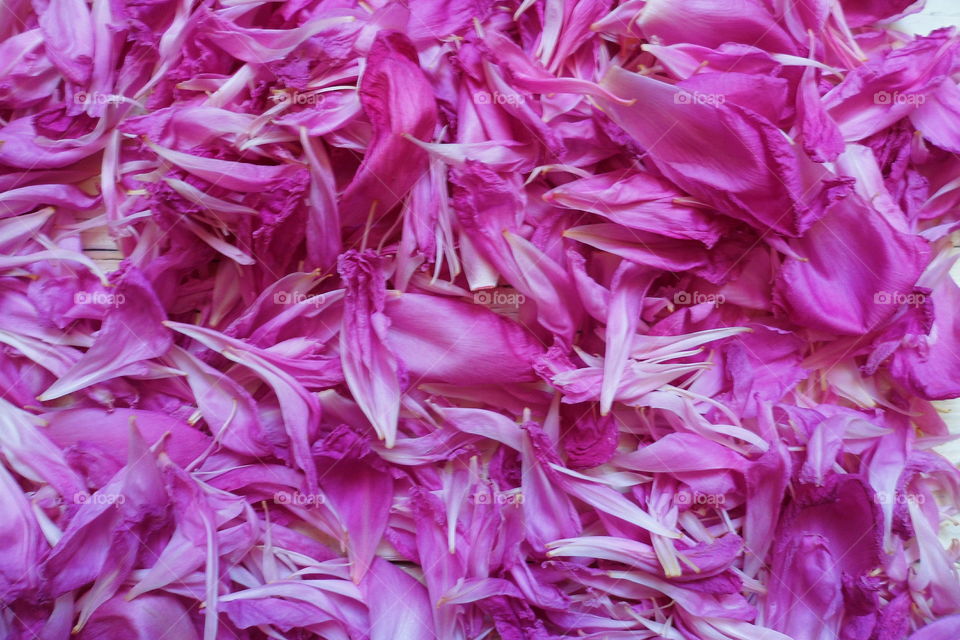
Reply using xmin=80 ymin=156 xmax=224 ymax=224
xmin=4 ymin=0 xmax=960 ymax=638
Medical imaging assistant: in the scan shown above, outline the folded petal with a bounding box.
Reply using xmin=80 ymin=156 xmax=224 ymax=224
xmin=338 ymin=250 xmax=401 ymax=448
xmin=908 ymin=616 xmax=960 ymax=640
xmin=545 ymin=169 xmax=724 ymax=246
xmin=39 ymin=266 xmax=171 ymax=400
xmin=76 ymin=594 xmax=200 ymax=640
xmin=37 ymin=0 xmax=93 ymax=84
xmin=385 ymin=292 xmax=544 ymax=385
xmin=825 ymin=29 xmax=959 ymax=141
xmin=774 ymin=196 xmax=929 ymax=335
xmin=598 ymin=65 xmax=832 ymax=236
xmin=764 ymin=534 xmax=843 ymax=640
xmin=362 ymin=558 xmax=435 ymax=640
xmin=339 ymin=31 xmax=438 ymax=224
xmin=636 ymin=0 xmax=797 ymax=54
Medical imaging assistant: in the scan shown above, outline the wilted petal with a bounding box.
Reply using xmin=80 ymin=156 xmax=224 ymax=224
xmin=39 ymin=267 xmax=171 ymax=400
xmin=598 ymin=64 xmax=835 ymax=237
xmin=362 ymin=558 xmax=435 ymax=640
xmin=339 ymin=31 xmax=438 ymax=225
xmin=764 ymin=534 xmax=843 ymax=640
xmin=338 ymin=250 xmax=401 ymax=448
xmin=76 ymin=594 xmax=200 ymax=640
xmin=385 ymin=292 xmax=544 ymax=385
xmin=774 ymin=197 xmax=929 ymax=335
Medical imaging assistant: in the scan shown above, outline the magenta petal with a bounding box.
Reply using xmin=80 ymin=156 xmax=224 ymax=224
xmin=545 ymin=169 xmax=724 ymax=246
xmin=0 ymin=464 xmax=43 ymax=603
xmin=362 ymin=558 xmax=435 ymax=639
xmin=765 ymin=534 xmax=843 ymax=640
xmin=598 ymin=63 xmax=828 ymax=237
xmin=796 ymin=63 xmax=845 ymax=163
xmin=37 ymin=0 xmax=93 ymax=85
xmin=908 ymin=616 xmax=960 ymax=640
xmin=826 ymin=30 xmax=959 ymax=141
xmin=315 ymin=428 xmax=393 ymax=583
xmin=774 ymin=197 xmax=929 ymax=335
xmin=637 ymin=0 xmax=797 ymax=53
xmin=338 ymin=250 xmax=401 ymax=448
xmin=38 ymin=267 xmax=171 ymax=400
xmin=743 ymin=441 xmax=790 ymax=576
xmin=520 ymin=425 xmax=581 ymax=551
xmin=338 ymin=31 xmax=438 ymax=225
xmin=385 ymin=292 xmax=544 ymax=385
xmin=163 ymin=321 xmax=321 ymax=494
xmin=617 ymin=433 xmax=749 ymax=474
xmin=41 ymin=408 xmax=209 ymax=481
xmin=76 ymin=594 xmax=200 ymax=640
xmin=911 ymin=81 xmax=960 ymax=153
